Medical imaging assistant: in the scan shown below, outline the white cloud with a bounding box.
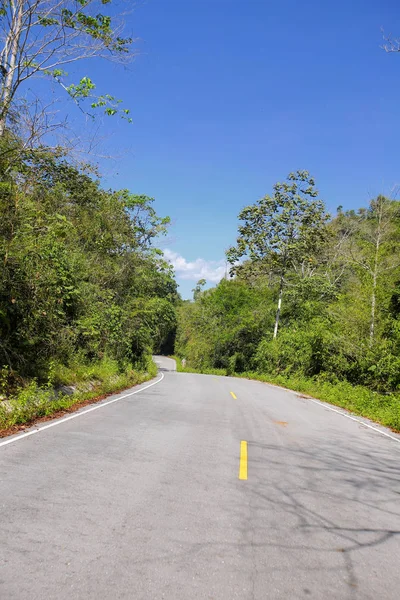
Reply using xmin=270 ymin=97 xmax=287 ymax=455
xmin=164 ymin=249 xmax=227 ymax=283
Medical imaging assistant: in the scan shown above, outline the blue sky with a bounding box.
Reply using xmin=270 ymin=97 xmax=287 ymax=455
xmin=68 ymin=0 xmax=400 ymax=298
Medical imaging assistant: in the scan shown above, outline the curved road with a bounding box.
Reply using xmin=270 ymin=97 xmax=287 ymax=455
xmin=1 ymin=356 xmax=400 ymax=599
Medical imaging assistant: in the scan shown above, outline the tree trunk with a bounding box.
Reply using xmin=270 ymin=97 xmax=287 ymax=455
xmin=369 ymin=199 xmax=383 ymax=347
xmin=369 ymin=276 xmax=376 ymax=346
xmin=0 ymin=1 xmax=24 ymax=136
xmin=273 ymin=269 xmax=284 ymax=339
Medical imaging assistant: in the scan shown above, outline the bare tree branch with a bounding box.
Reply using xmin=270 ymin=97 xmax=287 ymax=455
xmin=0 ymin=0 xmax=136 ymax=137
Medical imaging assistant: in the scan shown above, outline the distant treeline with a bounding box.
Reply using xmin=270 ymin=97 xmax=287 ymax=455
xmin=176 ymin=172 xmax=400 ymax=394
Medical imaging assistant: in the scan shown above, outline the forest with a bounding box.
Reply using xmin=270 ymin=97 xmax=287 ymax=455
xmin=176 ymin=172 xmax=400 ymax=430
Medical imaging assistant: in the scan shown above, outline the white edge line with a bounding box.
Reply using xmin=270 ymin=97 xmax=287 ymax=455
xmin=260 ymin=380 xmax=400 ymax=444
xmin=0 ymin=372 xmax=164 ymax=449
xmin=306 ymin=397 xmax=400 ymax=444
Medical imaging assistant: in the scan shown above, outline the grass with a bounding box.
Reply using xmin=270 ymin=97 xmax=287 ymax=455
xmin=4 ymin=352 xmax=399 ymax=436
xmin=239 ymin=371 xmax=400 ymax=433
xmin=170 ymin=356 xmax=400 ymax=433
xmin=0 ymin=355 xmax=157 ymax=435
xmin=170 ymin=355 xmax=225 ymax=376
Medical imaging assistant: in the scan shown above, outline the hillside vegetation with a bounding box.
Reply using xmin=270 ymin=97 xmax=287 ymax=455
xmin=176 ymin=172 xmax=400 ymax=431
xmin=0 ymin=139 xmax=178 ymax=430
xmin=0 ymin=0 xmax=180 ymax=431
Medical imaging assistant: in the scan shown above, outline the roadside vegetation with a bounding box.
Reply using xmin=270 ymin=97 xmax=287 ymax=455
xmin=172 ymin=357 xmax=400 ymax=432
xmin=0 ymin=2 xmax=178 ymax=433
xmin=176 ymin=172 xmax=400 ymax=432
xmin=1 ymin=5 xmax=400 ymax=435
xmin=0 ymin=142 xmax=178 ymax=432
xmin=0 ymin=357 xmax=157 ymax=434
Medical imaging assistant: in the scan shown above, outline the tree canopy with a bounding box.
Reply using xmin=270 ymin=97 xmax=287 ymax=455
xmin=177 ymin=175 xmax=400 ymax=395
xmin=0 ymin=138 xmax=178 ymax=383
xmin=0 ymin=0 xmax=134 ymax=143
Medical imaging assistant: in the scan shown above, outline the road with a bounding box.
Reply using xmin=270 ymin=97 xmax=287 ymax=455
xmin=1 ymin=356 xmax=400 ymax=599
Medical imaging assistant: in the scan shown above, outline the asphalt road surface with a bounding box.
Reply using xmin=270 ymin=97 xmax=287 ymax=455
xmin=1 ymin=356 xmax=400 ymax=599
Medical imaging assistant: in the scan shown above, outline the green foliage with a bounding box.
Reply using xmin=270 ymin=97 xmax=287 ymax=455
xmin=171 ymin=355 xmax=225 ymax=376
xmin=176 ymin=279 xmax=274 ymax=371
xmin=227 ymin=170 xmax=328 ymax=268
xmin=66 ymin=78 xmax=132 ymax=121
xmin=0 ymin=0 xmax=134 ymax=132
xmin=253 ymin=321 xmax=349 ymax=379
xmin=227 ymin=170 xmax=329 ymax=337
xmin=192 ymin=278 xmax=206 ymax=301
xmin=0 ymin=356 xmax=158 ymax=431
xmin=177 ymin=173 xmax=400 ymax=430
xmin=238 ymin=371 xmax=400 ymax=432
xmin=0 ymin=137 xmax=178 ymax=399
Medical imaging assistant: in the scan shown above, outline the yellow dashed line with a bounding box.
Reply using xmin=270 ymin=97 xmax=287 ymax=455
xmin=230 ymin=391 xmax=237 ymax=399
xmin=239 ymin=441 xmax=248 ymax=480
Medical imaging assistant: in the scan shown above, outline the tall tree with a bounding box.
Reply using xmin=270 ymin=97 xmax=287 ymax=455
xmin=192 ymin=278 xmax=206 ymax=301
xmin=348 ymin=196 xmax=400 ymax=346
xmin=227 ymin=171 xmax=329 ymax=338
xmin=0 ymin=0 xmax=133 ymax=138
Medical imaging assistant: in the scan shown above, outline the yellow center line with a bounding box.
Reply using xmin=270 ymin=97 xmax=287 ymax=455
xmin=239 ymin=440 xmax=248 ymax=480
xmin=230 ymin=391 xmax=237 ymax=399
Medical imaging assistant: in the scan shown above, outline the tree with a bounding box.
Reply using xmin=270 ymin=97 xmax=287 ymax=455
xmin=0 ymin=0 xmax=133 ymax=138
xmin=192 ymin=278 xmax=206 ymax=301
xmin=0 ymin=142 xmax=178 ymax=375
xmin=382 ymin=32 xmax=400 ymax=54
xmin=347 ymin=196 xmax=400 ymax=346
xmin=227 ymin=171 xmax=329 ymax=338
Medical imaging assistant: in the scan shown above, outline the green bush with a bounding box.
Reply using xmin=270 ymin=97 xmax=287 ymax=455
xmin=0 ymin=356 xmax=157 ymax=431
xmin=253 ymin=320 xmax=351 ymax=379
